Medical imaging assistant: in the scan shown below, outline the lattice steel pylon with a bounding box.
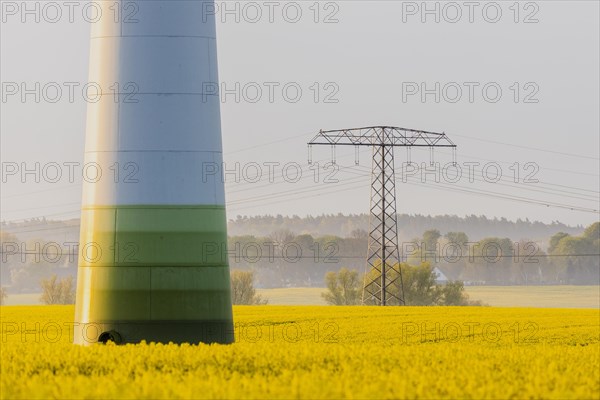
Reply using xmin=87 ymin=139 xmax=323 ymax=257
xmin=308 ymin=126 xmax=457 ymax=305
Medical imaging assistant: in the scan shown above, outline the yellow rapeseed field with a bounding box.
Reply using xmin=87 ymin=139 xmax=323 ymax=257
xmin=1 ymin=305 xmax=599 ymax=399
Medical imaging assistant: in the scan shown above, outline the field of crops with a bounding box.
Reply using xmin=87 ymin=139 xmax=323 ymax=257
xmin=1 ymin=305 xmax=599 ymax=399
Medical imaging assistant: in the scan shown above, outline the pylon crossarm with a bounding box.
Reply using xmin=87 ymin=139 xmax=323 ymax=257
xmin=308 ymin=126 xmax=456 ymax=148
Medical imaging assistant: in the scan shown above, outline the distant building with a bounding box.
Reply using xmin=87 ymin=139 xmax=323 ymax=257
xmin=433 ymin=267 xmax=449 ymax=284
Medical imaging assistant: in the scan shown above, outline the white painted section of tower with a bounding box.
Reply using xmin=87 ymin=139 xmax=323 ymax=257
xmin=81 ymin=151 xmax=225 ymax=205
xmin=83 ymin=0 xmax=223 ymax=207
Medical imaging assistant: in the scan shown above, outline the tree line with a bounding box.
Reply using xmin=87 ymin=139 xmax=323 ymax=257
xmin=1 ymin=222 xmax=597 ymax=299
xmin=227 ymin=213 xmax=582 ymax=242
xmin=227 ymin=222 xmax=598 ymax=287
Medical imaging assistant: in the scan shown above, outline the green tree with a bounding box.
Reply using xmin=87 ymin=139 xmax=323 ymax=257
xmin=0 ymin=287 xmax=7 ymax=305
xmin=40 ymin=275 xmax=75 ymax=305
xmin=441 ymin=280 xmax=481 ymax=306
xmin=512 ymin=239 xmax=546 ymax=285
xmin=293 ymin=234 xmax=315 ymax=250
xmin=551 ymin=226 xmax=599 ymax=283
xmin=422 ymin=229 xmax=442 ymax=252
xmin=363 ymin=262 xmax=476 ymax=306
xmin=445 ymin=231 xmax=469 ymax=246
xmin=583 ymin=222 xmax=599 ymax=241
xmin=60 ymin=276 xmax=76 ymax=304
xmin=549 ymin=232 xmax=570 ymax=254
xmin=268 ymin=229 xmax=295 ymax=246
xmin=439 ymin=232 xmax=470 ymax=281
xmin=350 ymin=229 xmax=368 ymax=239
xmin=230 ymin=270 xmax=268 ymax=305
xmin=321 ymin=268 xmax=361 ymax=305
xmin=401 ymin=262 xmax=443 ymax=306
xmin=441 ymin=281 xmax=465 ymax=305
xmin=473 ymin=237 xmax=514 ymax=283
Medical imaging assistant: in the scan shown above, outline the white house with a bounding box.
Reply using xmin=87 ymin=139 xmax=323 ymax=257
xmin=433 ymin=267 xmax=449 ymax=284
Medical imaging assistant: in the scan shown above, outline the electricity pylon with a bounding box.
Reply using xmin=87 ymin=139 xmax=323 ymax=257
xmin=308 ymin=126 xmax=457 ymax=305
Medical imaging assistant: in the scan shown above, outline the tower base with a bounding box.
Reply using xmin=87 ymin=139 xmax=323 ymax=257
xmin=73 ymin=320 xmax=234 ymax=345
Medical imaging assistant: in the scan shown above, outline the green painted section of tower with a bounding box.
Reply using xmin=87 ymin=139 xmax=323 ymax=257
xmin=74 ymin=202 xmax=234 ymax=346
xmin=77 ymin=206 xmax=229 ymax=267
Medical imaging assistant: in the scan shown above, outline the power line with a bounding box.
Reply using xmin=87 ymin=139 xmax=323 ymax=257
xmin=2 ymin=202 xmax=81 ymax=214
xmin=7 ymin=165 xmax=595 ymax=231
xmin=349 ymin=164 xmax=600 ymax=213
xmin=3 ymin=145 xmax=598 ymax=220
xmin=228 ymin=164 xmax=599 ymax=215
xmin=225 ymin=154 xmax=599 ymax=208
xmin=451 ymin=133 xmax=600 ymax=161
xmin=428 ymin=147 xmax=600 ymax=193
xmin=0 ymin=183 xmax=82 ymax=200
xmin=224 ymin=130 xmax=315 ymax=156
xmin=2 ymin=150 xmax=598 ymax=231
xmin=221 ymin=144 xmax=600 ymax=201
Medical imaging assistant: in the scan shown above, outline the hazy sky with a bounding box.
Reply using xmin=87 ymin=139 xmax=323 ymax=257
xmin=1 ymin=1 xmax=599 ymax=227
